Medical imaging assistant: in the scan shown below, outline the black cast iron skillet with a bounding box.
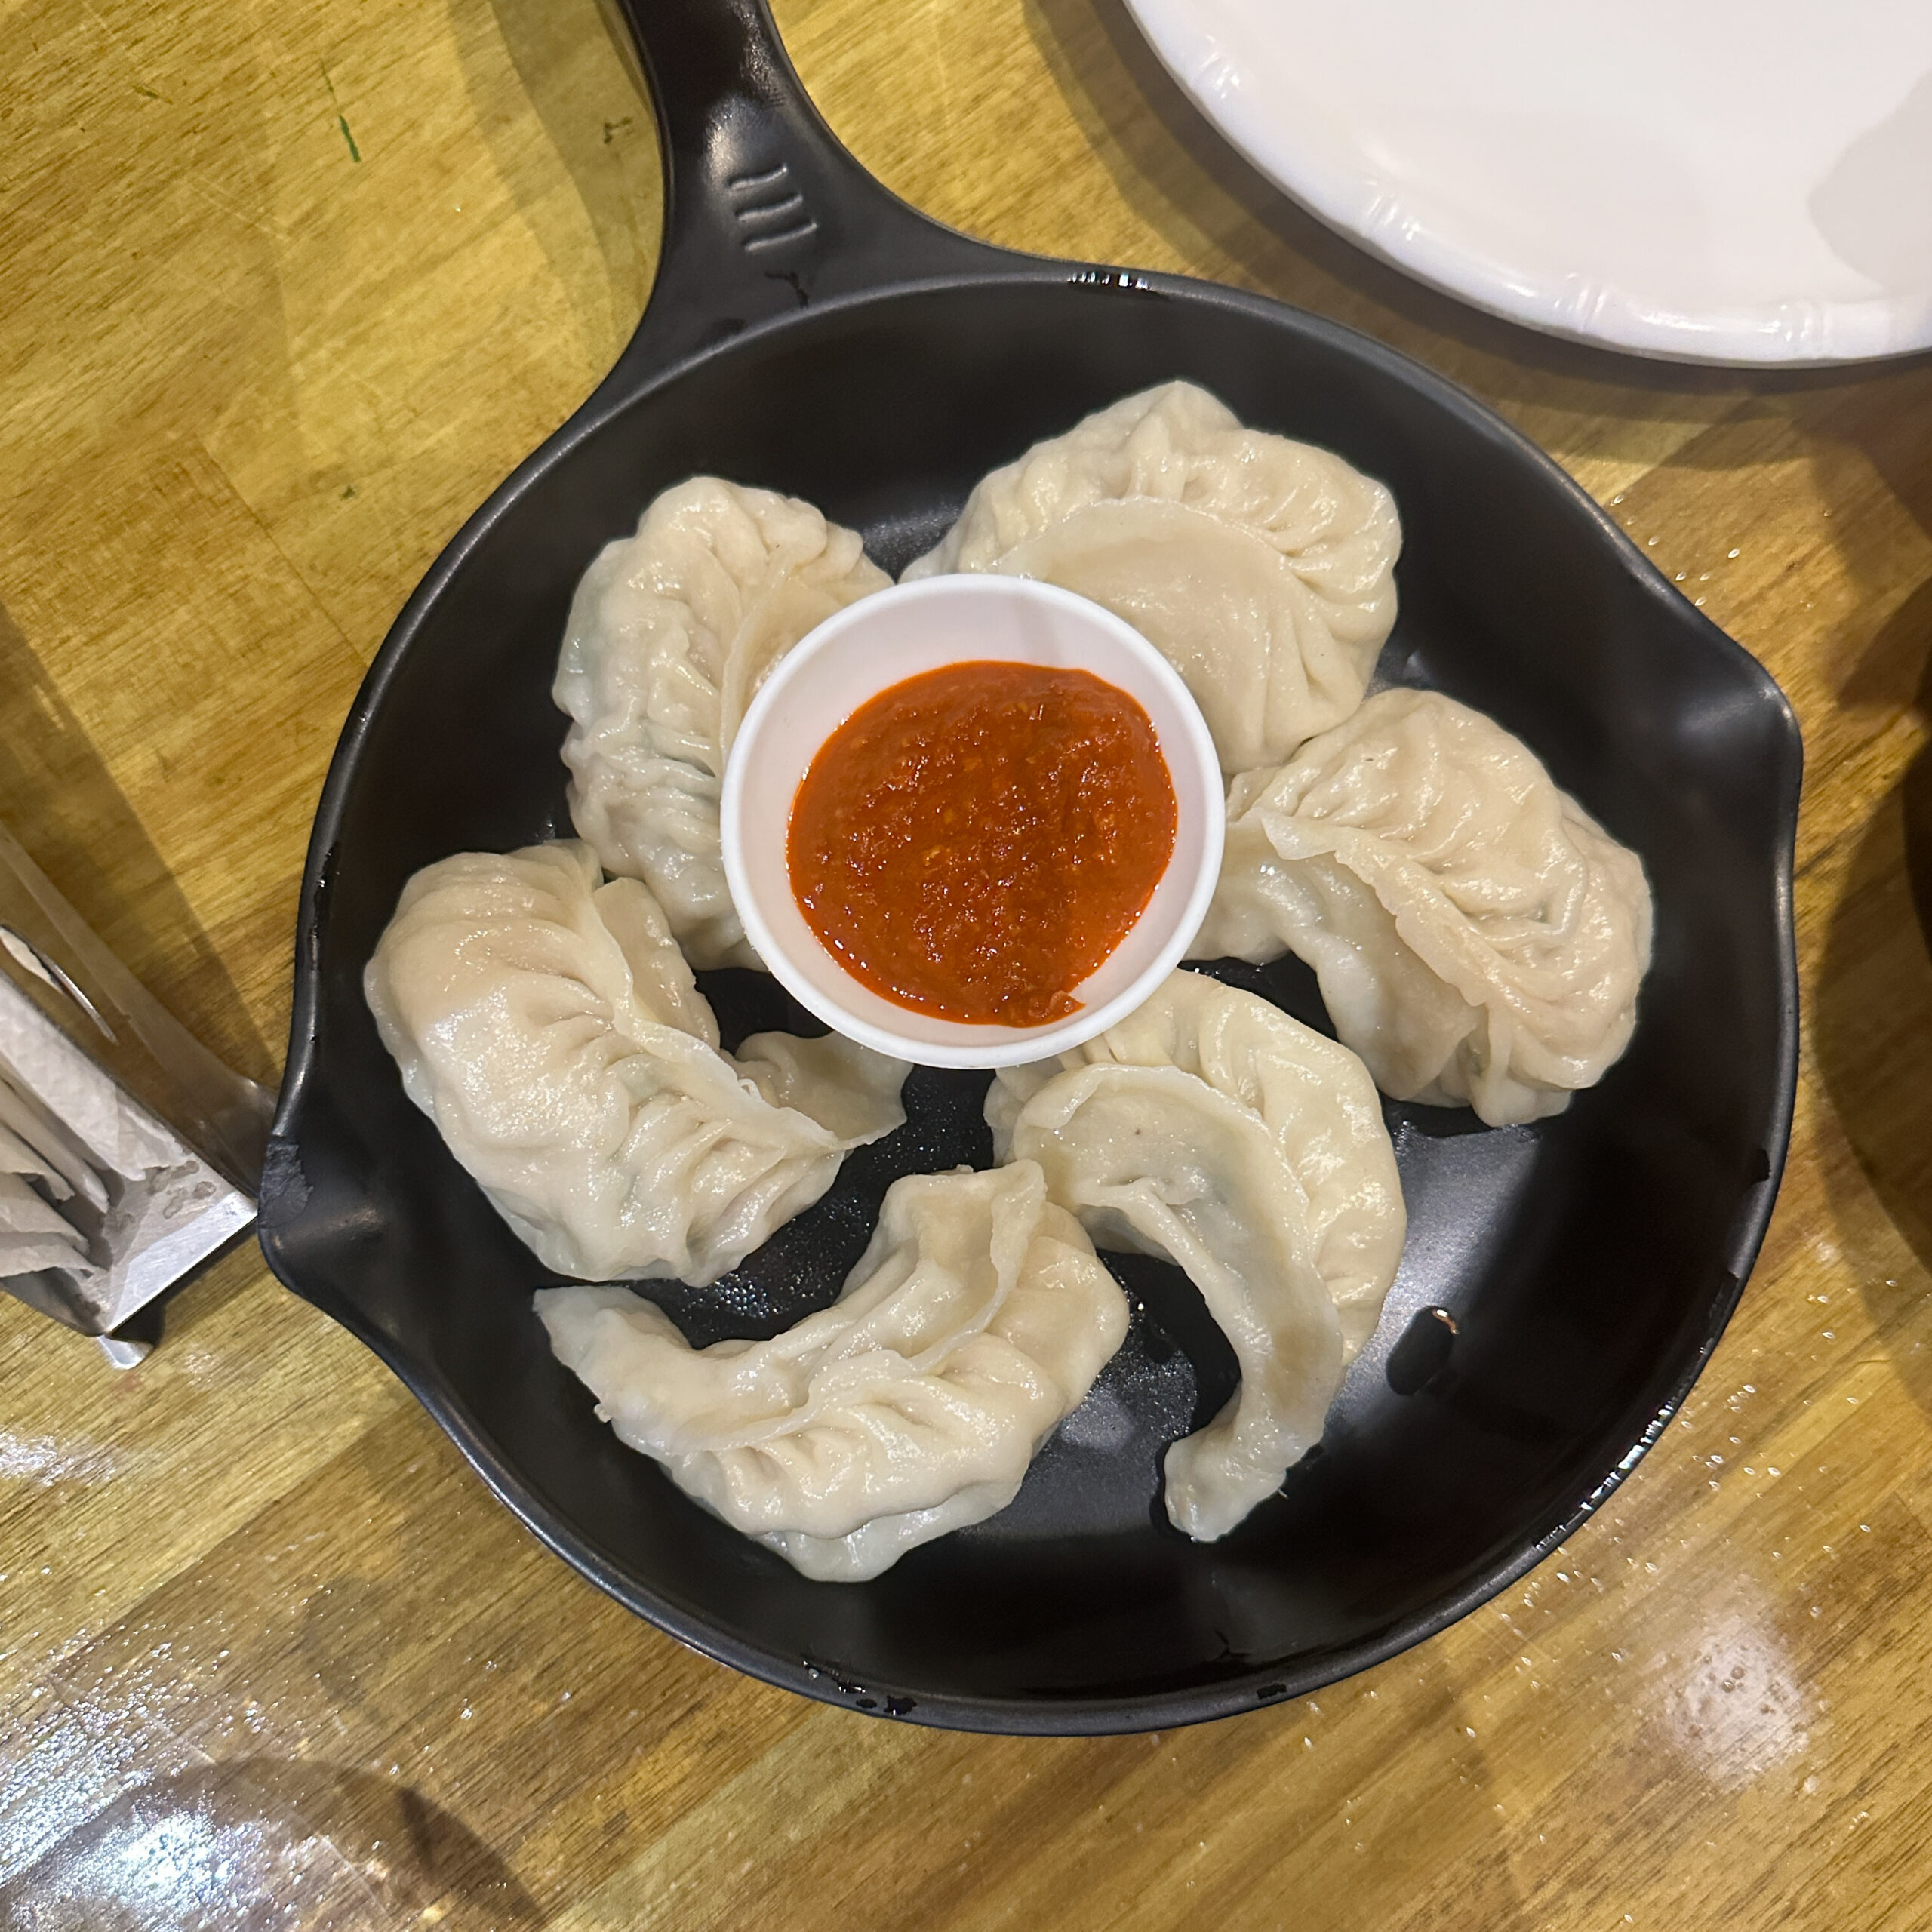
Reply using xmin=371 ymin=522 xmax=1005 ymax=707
xmin=257 ymin=0 xmax=1802 ymax=1733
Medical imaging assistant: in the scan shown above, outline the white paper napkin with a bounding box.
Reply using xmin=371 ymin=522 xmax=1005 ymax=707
xmin=0 ymin=972 xmax=254 ymax=1334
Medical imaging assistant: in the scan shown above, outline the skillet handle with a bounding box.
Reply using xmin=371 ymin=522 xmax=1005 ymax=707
xmin=603 ymin=0 xmax=1015 ymax=382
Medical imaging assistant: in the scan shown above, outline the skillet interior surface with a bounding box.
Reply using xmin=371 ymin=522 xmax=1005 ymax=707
xmin=259 ymin=272 xmax=1800 ymax=1731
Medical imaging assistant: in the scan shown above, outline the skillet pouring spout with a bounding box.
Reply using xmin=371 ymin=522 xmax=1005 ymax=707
xmin=260 ymin=0 xmax=1801 ymax=1733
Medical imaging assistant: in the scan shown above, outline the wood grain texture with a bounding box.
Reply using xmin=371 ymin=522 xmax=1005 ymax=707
xmin=3 ymin=0 xmax=1931 ymax=1924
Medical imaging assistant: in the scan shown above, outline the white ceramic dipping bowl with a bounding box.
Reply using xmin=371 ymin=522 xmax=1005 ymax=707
xmin=721 ymin=575 xmax=1224 ymax=1070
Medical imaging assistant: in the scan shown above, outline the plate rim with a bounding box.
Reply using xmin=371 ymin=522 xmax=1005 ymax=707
xmin=1121 ymin=0 xmax=1932 ymax=368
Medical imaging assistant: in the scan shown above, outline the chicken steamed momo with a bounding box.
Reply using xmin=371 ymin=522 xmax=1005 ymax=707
xmin=990 ymin=971 xmax=1404 ymax=1541
xmin=537 ymin=1162 xmax=1129 ymax=1581
xmin=365 ymin=841 xmax=908 ymax=1285
xmin=904 ymin=381 xmax=1400 ymax=773
xmin=555 ymin=478 xmax=890 ymax=968
xmin=1198 ymin=688 xmax=1654 ymax=1127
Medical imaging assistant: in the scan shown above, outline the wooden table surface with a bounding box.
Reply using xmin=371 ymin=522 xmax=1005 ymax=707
xmin=5 ymin=0 xmax=1932 ymax=1924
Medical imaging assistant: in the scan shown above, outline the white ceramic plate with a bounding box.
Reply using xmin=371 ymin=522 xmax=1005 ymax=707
xmin=1124 ymin=0 xmax=1932 ymax=364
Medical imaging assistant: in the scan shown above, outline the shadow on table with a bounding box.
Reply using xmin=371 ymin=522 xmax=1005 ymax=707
xmin=457 ymin=0 xmax=658 ymax=367
xmin=1798 ymin=352 xmax=1932 ymax=1416
xmin=0 ymin=1758 xmax=540 ymax=1930
xmin=1812 ymin=583 xmax=1932 ymax=1395
xmin=0 ymin=596 xmax=275 ymax=1092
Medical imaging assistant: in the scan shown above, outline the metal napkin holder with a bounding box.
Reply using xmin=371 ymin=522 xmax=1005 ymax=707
xmin=0 ymin=820 xmax=272 ymax=1363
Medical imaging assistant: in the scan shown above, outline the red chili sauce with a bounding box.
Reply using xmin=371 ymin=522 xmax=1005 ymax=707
xmin=787 ymin=660 xmax=1178 ymax=1026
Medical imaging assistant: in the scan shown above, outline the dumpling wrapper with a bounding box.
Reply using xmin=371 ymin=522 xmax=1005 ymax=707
xmin=555 ymin=477 xmax=891 ymax=968
xmin=537 ymin=1161 xmax=1129 ymax=1581
xmin=990 ymin=970 xmax=1404 ymax=1540
xmin=903 ymin=381 xmax=1400 ymax=774
xmin=990 ymin=969 xmax=1405 ymax=1364
xmin=1197 ymin=688 xmax=1654 ymax=1126
xmin=365 ymin=841 xmax=908 ymax=1286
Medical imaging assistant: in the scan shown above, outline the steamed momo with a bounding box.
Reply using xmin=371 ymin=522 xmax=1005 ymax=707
xmin=365 ymin=841 xmax=908 ymax=1285
xmin=537 ymin=1162 xmax=1129 ymax=1581
xmin=990 ymin=971 xmax=1404 ymax=1540
xmin=904 ymin=382 xmax=1400 ymax=772
xmin=1198 ymin=688 xmax=1654 ymax=1126
xmin=555 ymin=478 xmax=891 ymax=968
